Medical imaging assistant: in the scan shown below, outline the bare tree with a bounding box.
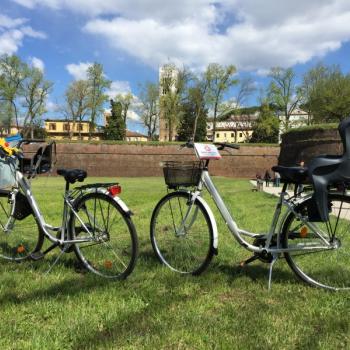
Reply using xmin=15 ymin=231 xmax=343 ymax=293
xmin=61 ymin=80 xmax=90 ymax=139
xmin=268 ymin=67 xmax=300 ymax=130
xmin=235 ymin=76 xmax=256 ymax=108
xmin=86 ymin=63 xmax=111 ymax=139
xmin=205 ymin=63 xmax=238 ymax=142
xmin=138 ymin=82 xmax=159 ymax=140
xmin=22 ymin=68 xmax=53 ymax=138
xmin=0 ymin=54 xmax=29 ymax=132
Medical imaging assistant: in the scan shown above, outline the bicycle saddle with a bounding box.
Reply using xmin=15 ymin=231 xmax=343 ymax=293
xmin=307 ymin=117 xmax=350 ymax=221
xmin=271 ymin=165 xmax=308 ymax=184
xmin=57 ymin=168 xmax=87 ymax=184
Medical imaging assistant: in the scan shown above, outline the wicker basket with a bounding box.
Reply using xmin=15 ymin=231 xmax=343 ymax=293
xmin=163 ymin=161 xmax=203 ymax=188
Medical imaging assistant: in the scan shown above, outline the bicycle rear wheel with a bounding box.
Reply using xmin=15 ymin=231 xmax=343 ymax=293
xmin=282 ymin=193 xmax=350 ymax=290
xmin=150 ymin=191 xmax=214 ymax=275
xmin=0 ymin=190 xmax=43 ymax=261
xmin=70 ymin=192 xmax=138 ymax=279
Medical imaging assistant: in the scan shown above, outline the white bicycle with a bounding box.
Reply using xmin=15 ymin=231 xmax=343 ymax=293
xmin=150 ymin=140 xmax=350 ymax=290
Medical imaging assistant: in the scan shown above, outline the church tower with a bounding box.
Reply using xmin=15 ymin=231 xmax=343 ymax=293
xmin=158 ymin=64 xmax=179 ymax=141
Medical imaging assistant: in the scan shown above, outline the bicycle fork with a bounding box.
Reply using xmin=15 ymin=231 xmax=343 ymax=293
xmin=174 ymin=192 xmax=200 ymax=237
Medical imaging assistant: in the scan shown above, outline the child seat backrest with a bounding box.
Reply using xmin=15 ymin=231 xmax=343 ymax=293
xmin=338 ymin=118 xmax=350 ymax=158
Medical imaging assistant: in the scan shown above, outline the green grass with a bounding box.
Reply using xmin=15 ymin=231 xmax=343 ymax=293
xmin=1 ymin=177 xmax=350 ymax=349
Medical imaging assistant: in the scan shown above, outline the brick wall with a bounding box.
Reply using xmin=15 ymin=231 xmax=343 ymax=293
xmin=27 ymin=143 xmax=280 ymax=178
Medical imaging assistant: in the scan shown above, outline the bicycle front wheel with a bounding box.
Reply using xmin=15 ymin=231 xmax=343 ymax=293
xmin=282 ymin=193 xmax=350 ymax=290
xmin=70 ymin=193 xmax=138 ymax=279
xmin=0 ymin=190 xmax=43 ymax=261
xmin=150 ymin=191 xmax=214 ymax=275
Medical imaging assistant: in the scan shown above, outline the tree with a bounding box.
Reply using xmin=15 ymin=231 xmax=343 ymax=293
xmin=22 ymin=67 xmax=53 ymax=138
xmin=0 ymin=54 xmax=29 ymax=132
xmin=250 ymin=103 xmax=279 ymax=143
xmin=138 ymin=82 xmax=159 ymax=140
xmin=299 ymin=63 xmax=328 ymax=124
xmin=104 ymin=99 xmax=125 ymax=140
xmin=205 ymin=63 xmax=237 ymax=141
xmin=268 ymin=67 xmax=300 ymax=130
xmin=86 ymin=63 xmax=111 ymax=139
xmin=61 ymin=80 xmax=90 ymax=139
xmin=178 ymin=86 xmax=208 ymax=142
xmin=235 ymin=76 xmax=256 ymax=108
xmin=301 ymin=64 xmax=350 ymax=123
xmin=114 ymin=92 xmax=134 ymax=126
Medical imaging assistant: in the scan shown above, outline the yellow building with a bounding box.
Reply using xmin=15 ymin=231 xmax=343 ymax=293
xmin=125 ymin=130 xmax=148 ymax=142
xmin=207 ymin=114 xmax=258 ymax=143
xmin=44 ymin=119 xmax=102 ymax=140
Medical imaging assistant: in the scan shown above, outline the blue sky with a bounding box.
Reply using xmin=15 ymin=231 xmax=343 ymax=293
xmin=2 ymin=0 xmax=350 ymax=132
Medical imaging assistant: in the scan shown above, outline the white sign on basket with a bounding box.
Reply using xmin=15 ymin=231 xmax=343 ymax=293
xmin=194 ymin=143 xmax=222 ymax=160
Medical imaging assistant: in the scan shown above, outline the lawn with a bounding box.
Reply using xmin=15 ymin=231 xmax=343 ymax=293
xmin=0 ymin=176 xmax=349 ymax=349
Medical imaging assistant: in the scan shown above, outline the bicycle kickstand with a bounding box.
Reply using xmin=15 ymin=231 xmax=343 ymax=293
xmin=268 ymin=254 xmax=279 ymax=291
xmin=45 ymin=243 xmax=72 ymax=275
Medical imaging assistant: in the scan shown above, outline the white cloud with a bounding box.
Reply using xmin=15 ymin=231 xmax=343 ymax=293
xmin=12 ymin=0 xmax=350 ymax=71
xmin=28 ymin=56 xmax=45 ymax=71
xmin=0 ymin=14 xmax=46 ymax=55
xmin=0 ymin=14 xmax=27 ymax=28
xmin=65 ymin=61 xmax=92 ymax=80
xmin=127 ymin=110 xmax=140 ymax=121
xmin=106 ymin=80 xmax=131 ymax=99
xmin=46 ymin=99 xmax=59 ymax=113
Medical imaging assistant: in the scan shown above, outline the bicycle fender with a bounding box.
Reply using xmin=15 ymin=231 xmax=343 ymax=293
xmin=112 ymin=196 xmax=133 ymax=216
xmin=195 ymin=196 xmax=218 ymax=250
xmin=87 ymin=188 xmax=133 ymax=216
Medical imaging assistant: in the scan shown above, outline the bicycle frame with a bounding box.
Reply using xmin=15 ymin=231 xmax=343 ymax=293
xmin=12 ymin=170 xmax=131 ymax=246
xmin=184 ymin=168 xmax=336 ymax=255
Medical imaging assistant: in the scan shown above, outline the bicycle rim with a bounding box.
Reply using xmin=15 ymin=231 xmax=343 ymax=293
xmin=151 ymin=192 xmax=214 ymax=274
xmin=282 ymin=193 xmax=350 ymax=290
xmin=71 ymin=193 xmax=138 ymax=279
xmin=0 ymin=191 xmax=43 ymax=261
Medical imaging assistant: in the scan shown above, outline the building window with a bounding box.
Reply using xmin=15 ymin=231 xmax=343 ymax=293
xmin=231 ymin=133 xmax=234 ymax=138
xmin=216 ymin=133 xmax=219 ymax=138
xmin=63 ymin=123 xmax=70 ymax=131
xmin=49 ymin=123 xmax=56 ymax=131
xmin=239 ymin=132 xmax=243 ymax=137
xmin=77 ymin=123 xmax=83 ymax=131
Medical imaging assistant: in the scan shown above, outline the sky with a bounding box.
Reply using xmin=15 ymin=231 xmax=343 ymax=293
xmin=2 ymin=0 xmax=350 ymax=132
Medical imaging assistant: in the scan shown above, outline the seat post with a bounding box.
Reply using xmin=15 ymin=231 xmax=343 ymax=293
xmin=65 ymin=181 xmax=70 ymax=192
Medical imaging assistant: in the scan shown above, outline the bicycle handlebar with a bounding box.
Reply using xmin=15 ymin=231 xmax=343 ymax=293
xmin=179 ymin=140 xmax=240 ymax=151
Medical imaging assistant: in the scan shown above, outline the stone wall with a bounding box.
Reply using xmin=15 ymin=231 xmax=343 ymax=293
xmin=279 ymin=128 xmax=342 ymax=166
xmin=26 ymin=143 xmax=279 ymax=178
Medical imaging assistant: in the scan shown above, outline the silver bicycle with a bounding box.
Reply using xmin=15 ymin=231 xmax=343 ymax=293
xmin=150 ymin=141 xmax=350 ymax=290
xmin=0 ymin=139 xmax=138 ymax=279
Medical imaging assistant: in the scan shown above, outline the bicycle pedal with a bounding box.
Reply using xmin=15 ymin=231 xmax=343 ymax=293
xmin=30 ymin=251 xmax=45 ymax=261
xmin=239 ymin=255 xmax=259 ymax=267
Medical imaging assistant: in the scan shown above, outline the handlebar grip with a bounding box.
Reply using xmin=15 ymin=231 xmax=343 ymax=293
xmin=214 ymin=142 xmax=240 ymax=150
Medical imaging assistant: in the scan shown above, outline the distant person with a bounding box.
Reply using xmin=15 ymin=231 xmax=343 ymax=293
xmin=264 ymin=170 xmax=271 ymax=187
xmin=256 ymin=173 xmax=263 ymax=191
xmin=274 ymin=171 xmax=281 ymax=187
xmin=297 ymin=160 xmax=305 ymax=196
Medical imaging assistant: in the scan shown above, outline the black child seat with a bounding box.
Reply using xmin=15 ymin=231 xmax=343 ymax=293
xmin=273 ymin=117 xmax=350 ymax=222
xmin=57 ymin=169 xmax=87 ymax=184
xmin=306 ymin=117 xmax=350 ymax=222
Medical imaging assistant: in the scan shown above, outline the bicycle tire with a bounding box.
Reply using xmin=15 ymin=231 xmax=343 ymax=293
xmin=150 ymin=191 xmax=214 ymax=275
xmin=0 ymin=190 xmax=43 ymax=261
xmin=70 ymin=192 xmax=138 ymax=279
xmin=281 ymin=193 xmax=350 ymax=290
